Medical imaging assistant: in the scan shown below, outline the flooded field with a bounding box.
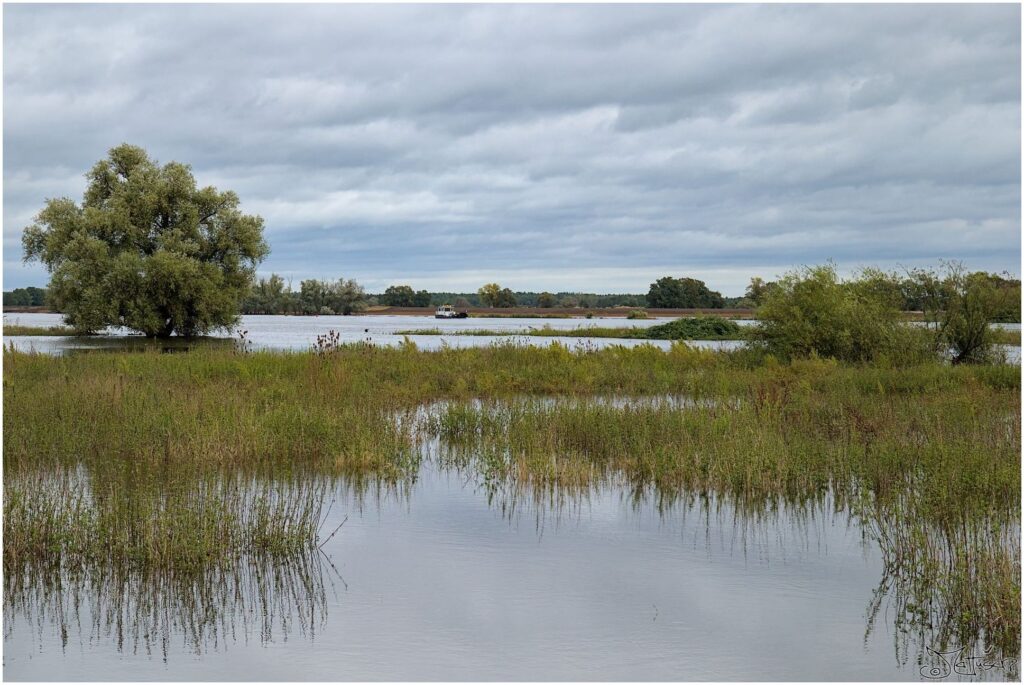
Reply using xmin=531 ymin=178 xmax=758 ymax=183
xmin=6 ymin=457 xmax=1017 ymax=681
xmin=3 ymin=330 xmax=1019 ymax=680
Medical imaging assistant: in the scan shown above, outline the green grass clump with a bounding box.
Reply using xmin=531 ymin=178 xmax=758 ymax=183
xmin=397 ymin=317 xmax=746 ymax=340
xmin=990 ymin=328 xmax=1021 ymax=346
xmin=3 ymin=324 xmax=80 ymax=336
xmin=642 ymin=316 xmax=744 ymax=340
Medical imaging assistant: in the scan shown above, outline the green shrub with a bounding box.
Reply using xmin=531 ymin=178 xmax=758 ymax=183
xmin=644 ymin=316 xmax=743 ymax=340
xmin=910 ymin=263 xmax=1020 ymax=364
xmin=750 ymin=264 xmax=931 ymax=363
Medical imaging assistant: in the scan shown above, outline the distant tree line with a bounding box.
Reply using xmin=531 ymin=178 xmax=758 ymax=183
xmin=3 ymin=287 xmax=47 ymax=307
xmin=413 ymin=290 xmax=650 ymax=308
xmin=10 ymin=271 xmax=1020 ymax=322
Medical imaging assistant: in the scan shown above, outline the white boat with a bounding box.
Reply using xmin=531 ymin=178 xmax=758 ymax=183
xmin=435 ymin=304 xmax=468 ymax=319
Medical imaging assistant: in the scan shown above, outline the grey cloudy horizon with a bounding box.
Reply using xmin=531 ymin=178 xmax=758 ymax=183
xmin=4 ymin=3 xmax=1021 ymax=296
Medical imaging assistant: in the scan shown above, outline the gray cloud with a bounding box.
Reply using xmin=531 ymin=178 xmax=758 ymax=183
xmin=4 ymin=4 xmax=1020 ymax=295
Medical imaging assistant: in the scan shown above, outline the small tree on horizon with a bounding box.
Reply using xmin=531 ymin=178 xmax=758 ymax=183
xmin=381 ymin=285 xmax=417 ymax=307
xmin=478 ymin=283 xmax=516 ymax=308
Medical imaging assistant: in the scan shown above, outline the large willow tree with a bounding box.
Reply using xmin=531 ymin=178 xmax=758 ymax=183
xmin=22 ymin=144 xmax=268 ymax=337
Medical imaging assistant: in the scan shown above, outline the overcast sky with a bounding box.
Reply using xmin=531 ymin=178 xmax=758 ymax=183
xmin=4 ymin=4 xmax=1020 ymax=295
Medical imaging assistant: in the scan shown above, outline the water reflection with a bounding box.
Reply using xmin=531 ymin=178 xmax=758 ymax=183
xmin=5 ymin=551 xmax=332 ymax=660
xmin=4 ymin=414 xmax=1019 ymax=680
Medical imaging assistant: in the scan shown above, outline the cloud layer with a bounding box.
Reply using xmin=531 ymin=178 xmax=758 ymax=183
xmin=4 ymin=4 xmax=1020 ymax=294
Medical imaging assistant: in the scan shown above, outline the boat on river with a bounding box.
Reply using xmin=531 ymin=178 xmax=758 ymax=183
xmin=435 ymin=304 xmax=468 ymax=319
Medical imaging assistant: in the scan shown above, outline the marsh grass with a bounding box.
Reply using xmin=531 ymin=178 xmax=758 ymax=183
xmin=3 ymin=468 xmax=328 ymax=572
xmin=5 ymin=343 xmax=1018 ymax=490
xmin=4 ymin=542 xmax=330 ymax=657
xmin=3 ymin=342 xmax=1020 ymax=663
xmin=415 ymin=377 xmax=1019 ymax=516
xmin=863 ymin=503 xmax=1020 ymax=669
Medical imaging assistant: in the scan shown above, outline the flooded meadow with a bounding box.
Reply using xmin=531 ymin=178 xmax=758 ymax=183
xmin=2 ymin=331 xmax=1020 ymax=680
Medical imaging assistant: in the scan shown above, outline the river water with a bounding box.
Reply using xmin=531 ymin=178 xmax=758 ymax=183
xmin=3 ymin=314 xmax=1019 ymax=362
xmin=0 ymin=313 xmax=746 ymax=355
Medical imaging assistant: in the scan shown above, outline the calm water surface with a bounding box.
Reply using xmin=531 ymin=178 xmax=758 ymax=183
xmin=5 ymin=313 xmax=1018 ymax=362
xmin=2 ymin=460 xmax=976 ymax=681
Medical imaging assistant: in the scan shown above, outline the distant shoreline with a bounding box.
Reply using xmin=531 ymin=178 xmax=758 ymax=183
xmin=2 ymin=306 xmax=52 ymax=314
xmin=3 ymin=306 xmax=975 ymax=323
xmin=3 ymin=305 xmax=759 ymax=318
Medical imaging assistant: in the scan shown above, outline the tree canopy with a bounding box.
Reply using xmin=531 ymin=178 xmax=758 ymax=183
xmin=381 ymin=285 xmax=431 ymax=307
xmin=478 ymin=283 xmax=517 ymax=308
xmin=749 ymin=265 xmax=918 ymax=363
xmin=646 ymin=277 xmax=725 ymax=308
xmin=2 ymin=287 xmax=47 ymax=307
xmin=909 ymin=263 xmax=1019 ymax=364
xmin=22 ymin=144 xmax=268 ymax=337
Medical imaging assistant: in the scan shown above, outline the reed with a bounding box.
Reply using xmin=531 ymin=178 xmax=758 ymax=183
xmin=417 ymin=378 xmax=1019 ymax=516
xmin=5 ymin=344 xmax=1018 ymax=481
xmin=2 ymin=323 xmax=79 ymax=336
xmin=3 ymin=468 xmax=327 ymax=571
xmin=862 ymin=493 xmax=1020 ymax=665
